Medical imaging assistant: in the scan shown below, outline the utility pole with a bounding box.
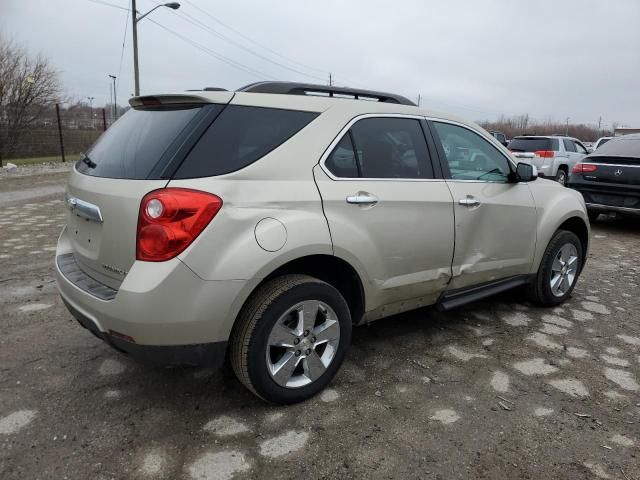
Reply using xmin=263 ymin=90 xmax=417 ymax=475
xmin=132 ymin=1 xmax=181 ymax=96
xmin=417 ymin=94 xmax=421 ymax=107
xmin=87 ymin=96 xmax=95 ymax=128
xmin=598 ymin=116 xmax=602 ymax=131
xmin=132 ymin=0 xmax=140 ymax=96
xmin=55 ymin=103 xmax=66 ymax=163
xmin=109 ymin=74 xmax=117 ymax=120
xmin=565 ymin=117 xmax=569 ymax=136
xmin=329 ymin=73 xmax=333 ymax=86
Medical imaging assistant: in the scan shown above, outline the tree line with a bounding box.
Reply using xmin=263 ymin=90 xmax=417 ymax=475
xmin=479 ymin=115 xmax=615 ymax=143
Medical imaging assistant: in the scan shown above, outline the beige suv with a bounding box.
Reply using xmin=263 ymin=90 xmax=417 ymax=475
xmin=56 ymin=82 xmax=590 ymax=404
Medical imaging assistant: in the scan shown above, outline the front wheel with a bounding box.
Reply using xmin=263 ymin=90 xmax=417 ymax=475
xmin=229 ymin=274 xmax=351 ymax=404
xmin=527 ymin=230 xmax=583 ymax=306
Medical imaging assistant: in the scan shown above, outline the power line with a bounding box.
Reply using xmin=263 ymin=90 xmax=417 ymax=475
xmin=155 ymin=0 xmax=328 ymax=82
xmin=87 ymin=0 xmax=128 ymax=12
xmin=116 ymin=5 xmax=130 ymax=95
xmin=145 ymin=18 xmax=276 ymax=81
xmin=181 ymin=0 xmax=329 ymax=76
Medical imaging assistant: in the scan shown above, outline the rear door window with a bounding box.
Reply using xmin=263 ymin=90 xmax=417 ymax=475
xmin=563 ymin=139 xmax=577 ymax=152
xmin=325 ymin=117 xmax=434 ymax=179
xmin=76 ymin=105 xmax=206 ymax=179
xmin=174 ymin=106 xmax=318 ymax=178
xmin=574 ymin=141 xmax=588 ymax=154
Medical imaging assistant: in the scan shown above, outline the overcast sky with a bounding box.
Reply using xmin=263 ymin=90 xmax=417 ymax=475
xmin=2 ymin=0 xmax=639 ymax=127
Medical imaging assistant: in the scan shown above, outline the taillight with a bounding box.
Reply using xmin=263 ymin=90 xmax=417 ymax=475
xmin=534 ymin=150 xmax=554 ymax=158
xmin=572 ymin=163 xmax=597 ymax=174
xmin=136 ymin=188 xmax=222 ymax=262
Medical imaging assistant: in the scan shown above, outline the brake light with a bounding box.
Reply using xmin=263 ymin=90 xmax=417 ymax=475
xmin=572 ymin=163 xmax=597 ymax=174
xmin=136 ymin=188 xmax=222 ymax=261
xmin=534 ymin=150 xmax=554 ymax=158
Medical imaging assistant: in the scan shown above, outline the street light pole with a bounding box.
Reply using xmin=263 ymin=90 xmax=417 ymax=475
xmin=109 ymin=74 xmax=117 ymax=120
xmin=131 ymin=1 xmax=181 ymax=96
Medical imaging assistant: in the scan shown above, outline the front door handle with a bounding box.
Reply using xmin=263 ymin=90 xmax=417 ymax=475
xmin=346 ymin=192 xmax=378 ymax=206
xmin=459 ymin=196 xmax=481 ymax=207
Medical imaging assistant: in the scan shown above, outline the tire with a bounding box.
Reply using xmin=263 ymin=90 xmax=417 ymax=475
xmin=229 ymin=274 xmax=352 ymax=404
xmin=555 ymin=168 xmax=567 ymax=186
xmin=587 ymin=210 xmax=600 ymax=223
xmin=527 ymin=230 xmax=582 ymax=306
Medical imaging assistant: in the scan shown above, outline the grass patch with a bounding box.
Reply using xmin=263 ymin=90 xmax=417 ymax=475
xmin=4 ymin=155 xmax=79 ymax=166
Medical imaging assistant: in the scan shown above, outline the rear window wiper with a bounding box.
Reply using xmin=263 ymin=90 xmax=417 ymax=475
xmin=79 ymin=153 xmax=96 ymax=169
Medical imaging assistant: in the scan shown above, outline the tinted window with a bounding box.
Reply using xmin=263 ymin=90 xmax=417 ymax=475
xmin=350 ymin=118 xmax=433 ymax=178
xmin=596 ymin=138 xmax=611 ymax=148
xmin=433 ymin=122 xmax=512 ymax=182
xmin=76 ymin=106 xmax=203 ymax=179
xmin=563 ymin=139 xmax=577 ymax=152
xmin=175 ymin=106 xmax=318 ymax=178
xmin=325 ymin=134 xmax=359 ymax=177
xmin=574 ymin=141 xmax=588 ymax=154
xmin=507 ymin=137 xmax=554 ymax=152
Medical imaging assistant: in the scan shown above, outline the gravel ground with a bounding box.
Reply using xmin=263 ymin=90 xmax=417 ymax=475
xmin=1 ymin=169 xmax=639 ymax=480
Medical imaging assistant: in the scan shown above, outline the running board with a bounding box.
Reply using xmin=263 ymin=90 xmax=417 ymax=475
xmin=436 ymin=275 xmax=532 ymax=311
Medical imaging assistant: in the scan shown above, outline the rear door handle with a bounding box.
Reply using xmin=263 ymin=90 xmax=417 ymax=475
xmin=346 ymin=192 xmax=378 ymax=206
xmin=459 ymin=196 xmax=480 ymax=207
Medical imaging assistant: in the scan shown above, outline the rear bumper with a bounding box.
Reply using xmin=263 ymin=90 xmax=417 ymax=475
xmin=55 ymin=228 xmax=254 ymax=367
xmin=569 ymin=181 xmax=640 ymax=215
xmin=62 ymin=296 xmax=227 ymax=367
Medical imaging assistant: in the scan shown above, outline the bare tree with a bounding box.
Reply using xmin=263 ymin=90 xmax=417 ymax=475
xmin=0 ymin=37 xmax=62 ymax=166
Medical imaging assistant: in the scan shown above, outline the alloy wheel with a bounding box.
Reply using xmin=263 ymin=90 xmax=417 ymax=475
xmin=265 ymin=300 xmax=341 ymax=388
xmin=550 ymin=243 xmax=578 ymax=297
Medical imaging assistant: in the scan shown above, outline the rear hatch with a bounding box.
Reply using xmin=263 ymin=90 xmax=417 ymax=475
xmin=579 ymin=157 xmax=640 ymax=185
xmin=64 ymin=92 xmax=232 ymax=288
xmin=508 ymin=137 xmax=559 ymax=170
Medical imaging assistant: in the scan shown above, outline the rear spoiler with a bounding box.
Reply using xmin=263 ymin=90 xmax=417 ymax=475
xmin=129 ymin=94 xmax=223 ymax=108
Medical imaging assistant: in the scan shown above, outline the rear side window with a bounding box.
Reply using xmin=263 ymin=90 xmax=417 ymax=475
xmin=174 ymin=106 xmax=318 ymax=178
xmin=507 ymin=137 xmax=556 ymax=152
xmin=563 ymin=139 xmax=577 ymax=152
xmin=325 ymin=117 xmax=434 ymax=179
xmin=77 ymin=106 xmax=204 ymax=179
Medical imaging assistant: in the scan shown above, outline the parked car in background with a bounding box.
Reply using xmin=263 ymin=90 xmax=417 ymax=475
xmin=568 ymin=134 xmax=640 ymax=222
xmin=489 ymin=130 xmax=508 ymax=146
xmin=593 ymin=136 xmax=613 ymax=150
xmin=508 ymin=135 xmax=589 ymax=185
xmin=56 ymin=82 xmax=590 ymax=404
xmin=583 ymin=142 xmax=594 ymax=153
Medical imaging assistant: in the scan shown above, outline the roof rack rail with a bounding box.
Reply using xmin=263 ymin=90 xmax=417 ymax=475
xmin=237 ymin=81 xmax=416 ymax=106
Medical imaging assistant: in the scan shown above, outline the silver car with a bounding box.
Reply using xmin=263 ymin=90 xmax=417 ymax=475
xmin=56 ymin=82 xmax=590 ymax=403
xmin=509 ymin=135 xmax=589 ymax=185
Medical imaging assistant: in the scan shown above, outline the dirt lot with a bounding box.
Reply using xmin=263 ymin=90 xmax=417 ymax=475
xmin=1 ymin=168 xmax=639 ymax=480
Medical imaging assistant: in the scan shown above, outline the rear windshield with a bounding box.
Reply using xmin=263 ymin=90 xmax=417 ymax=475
xmin=174 ymin=105 xmax=318 ymax=178
xmin=508 ymin=137 xmax=558 ymax=152
xmin=76 ymin=105 xmax=204 ymax=179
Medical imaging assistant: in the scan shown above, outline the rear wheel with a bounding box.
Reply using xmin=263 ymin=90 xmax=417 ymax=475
xmin=555 ymin=168 xmax=567 ymax=186
xmin=527 ymin=230 xmax=582 ymax=306
xmin=230 ymin=274 xmax=351 ymax=404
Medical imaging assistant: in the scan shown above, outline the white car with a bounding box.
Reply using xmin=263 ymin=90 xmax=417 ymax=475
xmin=508 ymin=135 xmax=589 ymax=185
xmin=593 ymin=137 xmax=613 ymax=150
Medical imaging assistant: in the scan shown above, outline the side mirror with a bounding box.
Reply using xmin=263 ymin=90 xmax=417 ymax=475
xmin=516 ymin=162 xmax=537 ymax=182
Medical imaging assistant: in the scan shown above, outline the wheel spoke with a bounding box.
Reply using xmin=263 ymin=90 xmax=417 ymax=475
xmin=297 ymin=300 xmax=319 ymax=334
xmin=303 ymin=350 xmax=326 ymax=382
xmin=313 ymin=319 xmax=340 ymax=345
xmin=268 ymin=323 xmax=297 ymax=348
xmin=566 ymin=255 xmax=578 ymax=267
xmin=552 ymin=256 xmax=563 ymax=273
xmin=271 ymin=351 xmax=300 ymax=386
xmin=551 ymin=273 xmax=563 ymax=292
xmin=560 ymin=275 xmax=571 ymax=294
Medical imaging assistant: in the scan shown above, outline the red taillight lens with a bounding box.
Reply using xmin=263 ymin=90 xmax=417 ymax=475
xmin=136 ymin=188 xmax=222 ymax=261
xmin=572 ymin=163 xmax=597 ymax=174
xmin=534 ymin=150 xmax=554 ymax=158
